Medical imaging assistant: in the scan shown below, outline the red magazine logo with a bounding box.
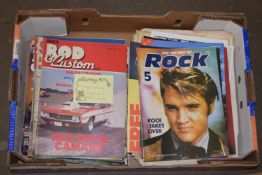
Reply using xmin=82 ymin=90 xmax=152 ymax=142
xmin=44 ymin=43 xmax=95 ymax=69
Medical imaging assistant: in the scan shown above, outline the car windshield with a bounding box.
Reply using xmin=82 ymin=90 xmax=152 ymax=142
xmin=78 ymin=103 xmax=97 ymax=107
xmin=78 ymin=103 xmax=109 ymax=107
xmin=64 ymin=98 xmax=109 ymax=107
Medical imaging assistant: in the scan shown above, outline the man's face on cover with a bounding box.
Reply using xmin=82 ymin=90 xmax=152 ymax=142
xmin=163 ymin=86 xmax=211 ymax=145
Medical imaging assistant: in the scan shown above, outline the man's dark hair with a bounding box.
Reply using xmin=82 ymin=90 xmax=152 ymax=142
xmin=160 ymin=67 xmax=219 ymax=112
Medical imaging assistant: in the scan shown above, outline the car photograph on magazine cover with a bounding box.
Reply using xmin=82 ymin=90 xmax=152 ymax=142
xmin=40 ymin=98 xmax=113 ymax=133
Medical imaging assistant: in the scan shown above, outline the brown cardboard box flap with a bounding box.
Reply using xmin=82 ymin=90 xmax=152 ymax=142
xmin=8 ymin=151 xmax=259 ymax=172
xmin=15 ymin=9 xmax=245 ymax=32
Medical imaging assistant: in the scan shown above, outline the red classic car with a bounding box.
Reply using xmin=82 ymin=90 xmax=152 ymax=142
xmin=40 ymin=101 xmax=113 ymax=132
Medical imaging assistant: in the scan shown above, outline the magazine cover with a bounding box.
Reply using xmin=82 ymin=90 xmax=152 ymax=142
xmin=140 ymin=37 xmax=236 ymax=153
xmin=127 ymin=42 xmax=141 ymax=155
xmin=138 ymin=30 xmax=238 ymax=154
xmin=23 ymin=37 xmax=126 ymax=157
xmin=32 ymin=37 xmax=128 ymax=160
xmin=136 ymin=47 xmax=229 ymax=161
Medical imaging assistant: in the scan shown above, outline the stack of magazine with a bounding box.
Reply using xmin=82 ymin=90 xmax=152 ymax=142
xmin=21 ymin=36 xmax=128 ymax=165
xmin=128 ymin=29 xmax=238 ymax=165
xmin=19 ymin=28 xmax=240 ymax=166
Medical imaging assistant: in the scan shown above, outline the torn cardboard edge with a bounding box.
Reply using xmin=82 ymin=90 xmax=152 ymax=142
xmin=7 ymin=9 xmax=259 ymax=171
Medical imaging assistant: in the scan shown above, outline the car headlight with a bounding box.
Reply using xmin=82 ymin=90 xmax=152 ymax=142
xmin=72 ymin=116 xmax=80 ymax=122
xmin=40 ymin=111 xmax=50 ymax=118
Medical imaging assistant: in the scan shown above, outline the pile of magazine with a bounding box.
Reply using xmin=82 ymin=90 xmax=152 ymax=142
xmin=21 ymin=36 xmax=128 ymax=165
xmin=128 ymin=29 xmax=238 ymax=165
xmin=19 ymin=28 xmax=239 ymax=166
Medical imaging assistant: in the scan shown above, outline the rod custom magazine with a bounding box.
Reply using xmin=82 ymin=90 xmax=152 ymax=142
xmin=30 ymin=37 xmax=128 ymax=161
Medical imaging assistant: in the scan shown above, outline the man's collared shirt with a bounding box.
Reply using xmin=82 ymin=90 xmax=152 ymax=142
xmin=171 ymin=129 xmax=209 ymax=153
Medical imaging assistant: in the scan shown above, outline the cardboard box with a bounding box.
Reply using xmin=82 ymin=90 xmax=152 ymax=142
xmin=8 ymin=9 xmax=259 ymax=172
